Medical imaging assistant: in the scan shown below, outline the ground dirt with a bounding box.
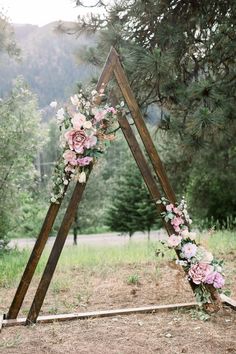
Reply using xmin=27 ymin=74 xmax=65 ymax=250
xmin=1 ymin=255 xmax=236 ymax=353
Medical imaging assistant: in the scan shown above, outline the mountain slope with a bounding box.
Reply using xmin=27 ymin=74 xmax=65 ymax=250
xmin=0 ymin=21 xmax=96 ymax=107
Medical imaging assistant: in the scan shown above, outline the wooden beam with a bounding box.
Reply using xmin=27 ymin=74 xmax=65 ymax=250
xmin=220 ymin=294 xmax=236 ymax=309
xmin=112 ymin=48 xmax=176 ymax=204
xmin=26 ymin=178 xmax=90 ymax=324
xmin=3 ymin=302 xmax=198 ymax=328
xmin=6 ymin=202 xmax=62 ymax=319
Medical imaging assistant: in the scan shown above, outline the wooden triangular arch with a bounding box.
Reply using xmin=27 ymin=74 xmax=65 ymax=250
xmin=4 ymin=48 xmax=235 ymax=328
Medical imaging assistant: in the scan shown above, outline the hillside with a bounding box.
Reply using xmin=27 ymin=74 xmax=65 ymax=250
xmin=0 ymin=21 xmax=96 ymax=107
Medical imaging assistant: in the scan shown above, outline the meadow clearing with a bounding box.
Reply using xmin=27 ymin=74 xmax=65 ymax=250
xmin=0 ymin=230 xmax=236 ymax=353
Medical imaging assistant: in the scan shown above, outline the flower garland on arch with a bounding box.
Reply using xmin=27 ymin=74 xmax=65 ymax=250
xmin=50 ymin=88 xmax=120 ymax=203
xmin=157 ymin=197 xmax=225 ymax=304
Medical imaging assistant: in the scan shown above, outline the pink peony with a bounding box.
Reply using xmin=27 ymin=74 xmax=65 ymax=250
xmin=181 ymin=243 xmax=198 ymax=259
xmin=205 ymin=271 xmax=225 ymax=288
xmin=63 ymin=150 xmax=77 ymax=166
xmin=188 ymin=263 xmax=214 ymax=285
xmin=71 ymin=113 xmax=86 ymax=130
xmin=166 ymin=203 xmax=174 ymax=212
xmin=213 ymin=272 xmax=225 ymax=288
xmin=65 ymin=129 xmax=87 ymax=153
xmin=167 ymin=234 xmax=182 ymax=247
xmin=77 ymin=156 xmax=93 ymax=166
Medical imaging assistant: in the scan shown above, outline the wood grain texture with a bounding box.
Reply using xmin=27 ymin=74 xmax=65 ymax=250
xmin=112 ymin=48 xmax=176 ymax=204
xmin=6 ymin=202 xmax=61 ymax=319
xmin=26 ymin=178 xmax=90 ymax=324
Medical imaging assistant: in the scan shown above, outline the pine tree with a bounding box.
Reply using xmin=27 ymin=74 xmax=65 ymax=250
xmin=105 ymin=161 xmax=159 ymax=238
xmin=70 ymin=0 xmax=236 ymax=227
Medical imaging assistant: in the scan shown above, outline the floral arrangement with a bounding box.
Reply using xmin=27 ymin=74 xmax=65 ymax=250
xmin=50 ymin=88 xmax=119 ymax=203
xmin=157 ymin=197 xmax=225 ymax=304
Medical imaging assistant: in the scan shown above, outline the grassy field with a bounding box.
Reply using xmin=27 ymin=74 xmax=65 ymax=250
xmin=1 ymin=230 xmax=235 ymax=288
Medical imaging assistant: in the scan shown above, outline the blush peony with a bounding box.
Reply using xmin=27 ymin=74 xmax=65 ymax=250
xmin=188 ymin=263 xmax=214 ymax=285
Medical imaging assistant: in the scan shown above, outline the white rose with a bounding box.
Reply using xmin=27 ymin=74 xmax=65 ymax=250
xmin=70 ymin=95 xmax=80 ymax=106
xmin=78 ymin=171 xmax=86 ymax=183
xmin=83 ymin=120 xmax=93 ymax=129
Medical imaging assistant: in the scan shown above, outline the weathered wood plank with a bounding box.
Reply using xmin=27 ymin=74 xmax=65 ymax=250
xmin=26 ymin=177 xmax=90 ymax=324
xmin=220 ymin=294 xmax=236 ymax=309
xmin=112 ymin=48 xmax=176 ymax=204
xmin=3 ymin=302 xmax=198 ymax=327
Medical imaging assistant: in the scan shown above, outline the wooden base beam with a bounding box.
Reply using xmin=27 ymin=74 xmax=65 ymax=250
xmin=3 ymin=302 xmax=198 ymax=328
xmin=220 ymin=294 xmax=236 ymax=309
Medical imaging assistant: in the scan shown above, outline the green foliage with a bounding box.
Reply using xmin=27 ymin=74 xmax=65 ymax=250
xmin=0 ymin=78 xmax=41 ymax=245
xmin=127 ymin=274 xmax=140 ymax=285
xmin=74 ymin=0 xmax=236 ymax=227
xmin=105 ymin=158 xmax=160 ymax=237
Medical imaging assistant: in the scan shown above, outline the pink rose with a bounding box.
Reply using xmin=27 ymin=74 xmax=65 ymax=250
xmin=71 ymin=113 xmax=86 ymax=130
xmin=63 ymin=150 xmax=77 ymax=166
xmin=65 ymin=129 xmax=87 ymax=153
xmin=77 ymin=156 xmax=93 ymax=166
xmin=188 ymin=263 xmax=214 ymax=285
xmin=205 ymin=271 xmax=225 ymax=288
xmin=167 ymin=234 xmax=182 ymax=247
xmin=166 ymin=203 xmax=174 ymax=212
xmin=181 ymin=243 xmax=198 ymax=259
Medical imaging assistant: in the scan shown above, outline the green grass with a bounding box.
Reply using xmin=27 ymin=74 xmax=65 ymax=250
xmin=198 ymin=230 xmax=236 ymax=255
xmin=1 ymin=231 xmax=235 ymax=288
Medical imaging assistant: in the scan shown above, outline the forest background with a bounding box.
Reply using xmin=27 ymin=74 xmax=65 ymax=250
xmin=0 ymin=0 xmax=235 ymax=250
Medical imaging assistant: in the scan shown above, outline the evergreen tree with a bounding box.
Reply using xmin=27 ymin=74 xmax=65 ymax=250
xmin=106 ymin=161 xmax=159 ymax=238
xmin=70 ymin=0 xmax=236 ymax=227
